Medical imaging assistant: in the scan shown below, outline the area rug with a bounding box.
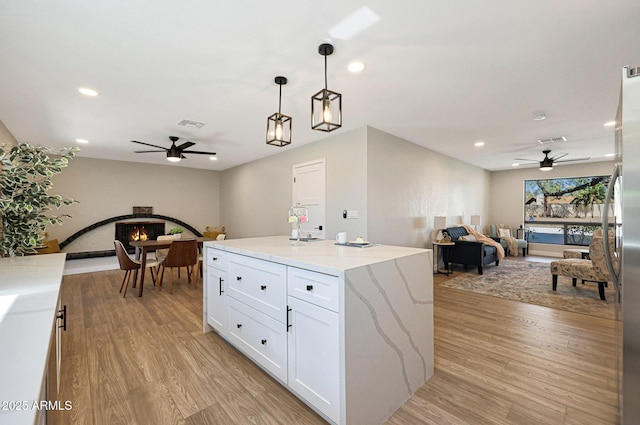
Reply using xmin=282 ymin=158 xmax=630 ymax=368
xmin=439 ymin=260 xmax=617 ymax=320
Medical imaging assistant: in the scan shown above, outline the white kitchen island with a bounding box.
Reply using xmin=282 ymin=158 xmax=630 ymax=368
xmin=0 ymin=253 xmax=67 ymax=425
xmin=203 ymin=236 xmax=433 ymax=425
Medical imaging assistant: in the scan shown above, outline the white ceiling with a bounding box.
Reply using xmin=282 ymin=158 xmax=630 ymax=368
xmin=1 ymin=1 xmax=639 ymax=172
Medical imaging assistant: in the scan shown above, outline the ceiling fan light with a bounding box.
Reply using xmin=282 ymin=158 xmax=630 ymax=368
xmin=167 ymin=149 xmax=181 ymax=162
xmin=539 ymin=160 xmax=553 ymax=171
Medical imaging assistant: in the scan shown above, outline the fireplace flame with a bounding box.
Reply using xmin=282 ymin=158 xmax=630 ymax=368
xmin=129 ymin=226 xmax=149 ymax=241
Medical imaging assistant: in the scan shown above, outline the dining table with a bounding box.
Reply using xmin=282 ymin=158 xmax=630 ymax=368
xmin=129 ymin=237 xmax=212 ymax=297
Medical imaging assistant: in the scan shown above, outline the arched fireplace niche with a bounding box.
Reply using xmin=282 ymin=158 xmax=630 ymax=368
xmin=60 ymin=214 xmax=203 ymax=259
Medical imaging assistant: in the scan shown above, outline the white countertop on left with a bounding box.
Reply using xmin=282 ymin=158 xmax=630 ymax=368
xmin=0 ymin=253 xmax=66 ymax=425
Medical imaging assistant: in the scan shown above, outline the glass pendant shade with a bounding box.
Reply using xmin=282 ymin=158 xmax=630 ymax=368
xmin=267 ymin=112 xmax=292 ymax=147
xmin=311 ymin=43 xmax=342 ymax=132
xmin=267 ymin=76 xmax=292 ymax=147
xmin=312 ymin=88 xmax=342 ymax=132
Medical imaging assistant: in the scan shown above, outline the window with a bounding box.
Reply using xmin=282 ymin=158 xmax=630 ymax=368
xmin=523 ymin=175 xmax=611 ymax=246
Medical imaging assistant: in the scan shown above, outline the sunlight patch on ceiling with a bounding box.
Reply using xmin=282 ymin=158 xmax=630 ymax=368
xmin=329 ymin=6 xmax=381 ymax=40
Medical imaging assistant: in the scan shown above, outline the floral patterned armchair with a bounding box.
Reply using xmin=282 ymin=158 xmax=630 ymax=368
xmin=550 ymin=234 xmax=614 ymax=301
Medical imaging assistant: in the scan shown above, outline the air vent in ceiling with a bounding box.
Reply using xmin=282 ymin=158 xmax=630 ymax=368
xmin=177 ymin=119 xmax=206 ymax=129
xmin=537 ymin=136 xmax=567 ymax=145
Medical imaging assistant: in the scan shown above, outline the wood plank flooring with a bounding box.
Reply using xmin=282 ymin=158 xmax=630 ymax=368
xmin=50 ymin=257 xmax=620 ymax=424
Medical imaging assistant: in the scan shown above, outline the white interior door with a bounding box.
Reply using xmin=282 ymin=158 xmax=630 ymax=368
xmin=293 ymin=159 xmax=326 ymax=239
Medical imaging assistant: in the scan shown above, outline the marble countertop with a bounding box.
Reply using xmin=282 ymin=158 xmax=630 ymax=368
xmin=205 ymin=236 xmax=430 ymax=276
xmin=0 ymin=253 xmax=67 ymax=424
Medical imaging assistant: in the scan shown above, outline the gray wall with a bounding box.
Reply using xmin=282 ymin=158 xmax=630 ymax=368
xmin=367 ymin=127 xmax=491 ymax=248
xmin=220 ymin=127 xmax=368 ymax=240
xmin=220 ymin=126 xmax=491 ymax=249
xmin=50 ymin=157 xmax=221 ymax=253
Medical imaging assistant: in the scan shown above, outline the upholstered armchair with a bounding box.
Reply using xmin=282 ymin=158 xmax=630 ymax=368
xmin=488 ymin=225 xmax=527 ymax=256
xmin=550 ymin=234 xmax=614 ymax=301
xmin=445 ymin=226 xmax=501 ymax=275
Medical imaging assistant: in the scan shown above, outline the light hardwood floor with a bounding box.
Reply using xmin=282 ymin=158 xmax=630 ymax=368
xmin=50 ymin=257 xmax=619 ymax=425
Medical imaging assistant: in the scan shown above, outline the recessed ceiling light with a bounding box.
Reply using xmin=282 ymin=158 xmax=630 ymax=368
xmin=78 ymin=87 xmax=99 ymax=97
xmin=533 ymin=112 xmax=547 ymax=121
xmin=75 ymin=138 xmax=89 ymax=144
xmin=604 ymin=121 xmax=616 ymax=127
xmin=209 ymin=156 xmax=217 ymax=161
xmin=512 ymin=163 xmax=520 ymax=167
xmin=347 ymin=62 xmax=366 ymax=73
xmin=605 ymin=153 xmax=615 ymax=157
xmin=474 ymin=141 xmax=485 ymax=147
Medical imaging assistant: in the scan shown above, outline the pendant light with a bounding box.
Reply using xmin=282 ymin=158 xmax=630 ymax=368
xmin=267 ymin=76 xmax=292 ymax=147
xmin=311 ymin=43 xmax=342 ymax=132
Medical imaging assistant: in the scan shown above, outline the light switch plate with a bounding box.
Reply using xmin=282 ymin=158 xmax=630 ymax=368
xmin=347 ymin=210 xmax=358 ymax=219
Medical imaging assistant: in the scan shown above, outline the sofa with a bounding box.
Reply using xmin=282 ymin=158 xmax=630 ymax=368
xmin=445 ymin=226 xmax=500 ymax=275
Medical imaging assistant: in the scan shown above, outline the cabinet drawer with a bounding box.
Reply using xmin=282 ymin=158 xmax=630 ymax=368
xmin=288 ymin=267 xmax=339 ymax=312
xmin=227 ymin=297 xmax=287 ymax=383
xmin=228 ymin=253 xmax=287 ymax=322
xmin=206 ymin=248 xmax=227 ymax=270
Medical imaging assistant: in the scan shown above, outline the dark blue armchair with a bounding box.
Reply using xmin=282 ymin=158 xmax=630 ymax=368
xmin=445 ymin=226 xmax=500 ymax=275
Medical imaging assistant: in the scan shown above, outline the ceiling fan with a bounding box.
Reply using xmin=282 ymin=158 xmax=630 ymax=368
xmin=514 ymin=149 xmax=590 ymax=171
xmin=131 ymin=136 xmax=216 ymax=162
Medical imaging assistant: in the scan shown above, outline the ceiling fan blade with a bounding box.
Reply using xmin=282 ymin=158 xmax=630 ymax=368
xmin=551 ymin=152 xmax=568 ymax=160
xmin=131 ymin=140 xmax=167 ymax=150
xmin=176 ymin=141 xmax=196 ymax=150
xmin=514 ymin=158 xmax=538 ymax=162
xmin=181 ymin=154 xmax=187 ymax=159
xmin=182 ymin=150 xmax=217 ymax=155
xmin=556 ymin=157 xmax=591 ymax=163
xmin=134 ymin=150 xmax=165 ymax=153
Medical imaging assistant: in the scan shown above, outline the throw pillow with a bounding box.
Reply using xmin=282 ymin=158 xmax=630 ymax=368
xmin=498 ymin=228 xmax=511 ymax=238
xmin=204 ymin=225 xmax=226 ymax=239
xmin=459 ymin=235 xmax=477 ymax=241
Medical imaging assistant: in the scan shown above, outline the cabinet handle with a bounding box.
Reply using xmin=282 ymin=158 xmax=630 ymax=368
xmin=237 ymin=323 xmax=242 ymax=329
xmin=236 ymin=276 xmax=242 ymax=281
xmin=213 ymin=257 xmax=218 ymax=261
xmin=286 ymin=306 xmax=292 ymax=332
xmin=261 ymin=339 xmax=267 ymax=345
xmin=306 ymin=285 xmax=313 ymax=291
xmin=261 ymin=285 xmax=267 ymax=290
xmin=219 ymin=277 xmax=224 ymax=295
xmin=57 ymin=305 xmax=67 ymax=331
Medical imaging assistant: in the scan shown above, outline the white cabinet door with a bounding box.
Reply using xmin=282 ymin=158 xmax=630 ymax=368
xmin=206 ymin=266 xmax=227 ymax=333
xmin=287 ymin=296 xmax=340 ymax=423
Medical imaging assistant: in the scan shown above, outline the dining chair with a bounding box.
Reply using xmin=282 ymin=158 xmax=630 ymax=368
xmin=158 ymin=239 xmax=198 ymax=293
xmin=154 ymin=235 xmax=175 ymax=274
xmin=114 ymin=240 xmax=158 ymax=297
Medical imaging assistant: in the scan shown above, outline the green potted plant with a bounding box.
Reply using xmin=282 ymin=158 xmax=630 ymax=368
xmin=0 ymin=143 xmax=78 ymax=257
xmin=169 ymin=226 xmax=184 ymax=239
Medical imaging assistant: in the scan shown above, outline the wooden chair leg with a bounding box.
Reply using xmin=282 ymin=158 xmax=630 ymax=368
xmin=598 ymin=282 xmax=607 ymax=301
xmin=169 ymin=268 xmax=174 ymax=294
xmin=122 ymin=270 xmax=132 ymax=298
xmin=120 ymin=271 xmax=128 ymax=293
xmin=159 ymin=266 xmax=165 ymax=291
xmin=150 ymin=266 xmax=156 ymax=286
xmin=193 ymin=264 xmax=198 ymax=289
xmin=552 ymin=274 xmax=558 ymax=291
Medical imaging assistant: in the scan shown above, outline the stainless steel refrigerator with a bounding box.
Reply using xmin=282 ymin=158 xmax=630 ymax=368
xmin=603 ymin=65 xmax=640 ymax=425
